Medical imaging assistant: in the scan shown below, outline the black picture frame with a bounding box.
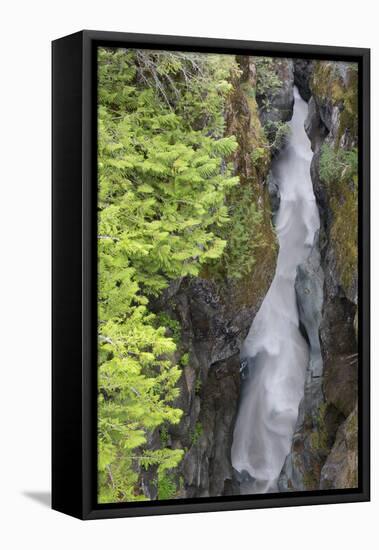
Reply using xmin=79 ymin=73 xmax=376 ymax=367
xmin=52 ymin=30 xmax=370 ymax=520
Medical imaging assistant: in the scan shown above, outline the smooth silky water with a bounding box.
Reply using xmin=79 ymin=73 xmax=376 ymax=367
xmin=231 ymin=87 xmax=320 ymax=494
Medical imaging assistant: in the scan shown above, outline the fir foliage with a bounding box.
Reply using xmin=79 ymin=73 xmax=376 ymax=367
xmin=97 ymin=47 xmax=240 ymax=502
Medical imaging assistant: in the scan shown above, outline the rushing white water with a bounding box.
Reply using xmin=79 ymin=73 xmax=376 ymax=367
xmin=231 ymin=87 xmax=320 ymax=494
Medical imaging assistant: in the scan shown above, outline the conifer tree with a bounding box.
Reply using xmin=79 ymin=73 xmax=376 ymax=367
xmin=97 ymin=47 xmax=238 ymax=502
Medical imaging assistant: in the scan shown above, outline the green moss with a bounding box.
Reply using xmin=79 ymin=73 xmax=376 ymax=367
xmin=337 ymin=67 xmax=358 ymax=144
xmin=248 ymin=98 xmax=270 ymax=160
xmin=202 ymin=63 xmax=277 ymax=294
xmin=311 ymin=62 xmax=358 ymax=147
xmin=312 ymin=61 xmax=358 ymax=151
xmin=313 ymin=62 xmax=358 ymax=295
xmin=345 ymin=409 xmax=358 ymax=453
xmin=319 ymin=143 xmax=358 ymax=292
xmin=309 ymin=403 xmax=330 ymax=452
xmin=303 ymin=402 xmax=332 ymax=490
xmin=303 ymin=469 xmax=319 ymax=490
xmin=311 ymin=62 xmax=344 ymax=105
xmin=309 ymin=428 xmax=328 ymax=453
xmin=251 ymin=146 xmax=267 ymax=166
xmin=330 ymin=192 xmax=358 ymax=291
xmin=319 ymin=144 xmax=357 ymax=185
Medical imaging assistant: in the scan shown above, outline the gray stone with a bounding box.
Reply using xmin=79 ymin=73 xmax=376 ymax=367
xmin=305 ymin=96 xmax=328 ymax=152
xmin=279 ymin=233 xmax=325 ymax=491
xmin=295 ymin=232 xmax=324 ymax=378
xmin=257 ymin=58 xmax=294 ymax=153
xmin=154 ymin=276 xmax=263 ymax=497
xmin=267 ymin=172 xmax=281 ymax=215
xmin=294 ymin=59 xmax=314 ymax=101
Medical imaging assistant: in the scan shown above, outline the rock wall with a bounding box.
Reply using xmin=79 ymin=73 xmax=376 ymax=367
xmin=257 ymin=58 xmax=294 ymax=127
xmin=279 ymin=60 xmax=358 ymax=491
xmin=256 ymin=58 xmax=294 ymax=153
xmin=156 ymin=278 xmax=255 ymax=497
xmin=294 ymin=59 xmax=314 ymax=101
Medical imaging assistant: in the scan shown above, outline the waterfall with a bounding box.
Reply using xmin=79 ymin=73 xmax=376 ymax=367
xmin=231 ymin=86 xmax=320 ymax=494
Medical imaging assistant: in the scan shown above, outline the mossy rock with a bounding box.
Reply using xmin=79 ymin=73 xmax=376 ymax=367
xmin=320 ymin=407 xmax=358 ymax=489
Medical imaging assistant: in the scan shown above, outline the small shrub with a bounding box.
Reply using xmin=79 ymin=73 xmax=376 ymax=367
xmin=159 ymin=425 xmax=169 ymax=446
xmin=157 ymin=472 xmax=177 ymax=500
xmin=156 ymin=313 xmax=182 ymax=343
xmin=251 ymin=146 xmax=266 ymax=165
xmin=180 ymin=353 xmax=189 ymax=367
xmin=191 ymin=421 xmax=203 ymax=445
xmin=254 ymin=57 xmax=281 ymax=98
xmin=319 ymin=143 xmax=358 ymax=186
xmin=264 ymin=120 xmax=291 ymax=153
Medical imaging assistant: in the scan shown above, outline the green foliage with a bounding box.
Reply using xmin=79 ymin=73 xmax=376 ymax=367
xmin=180 ymin=353 xmax=189 ymax=367
xmin=157 ymin=472 xmax=177 ymax=500
xmin=155 ymin=313 xmax=182 ymax=343
xmin=253 ymin=58 xmax=291 ymax=153
xmin=319 ymin=143 xmax=358 ymax=186
xmin=191 ymin=421 xmax=204 ymax=445
xmin=98 ymin=51 xmax=239 ymax=296
xmin=132 ymin=50 xmax=236 ymax=137
xmin=264 ymin=120 xmax=291 ymax=153
xmin=250 ymin=146 xmax=266 ymax=166
xmin=254 ymin=57 xmax=282 ymax=98
xmin=139 ymin=448 xmax=184 ymax=472
xmin=214 ymin=184 xmax=265 ymax=280
xmin=202 ymin=57 xmax=277 ymax=286
xmin=159 ymin=425 xmax=170 ymax=446
xmin=97 ymin=47 xmax=240 ymax=503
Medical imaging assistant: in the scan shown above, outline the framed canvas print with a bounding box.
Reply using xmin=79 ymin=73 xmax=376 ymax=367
xmin=52 ymin=30 xmax=370 ymax=519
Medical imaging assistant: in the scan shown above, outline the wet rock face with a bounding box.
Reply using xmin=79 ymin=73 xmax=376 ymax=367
xmin=156 ymin=277 xmax=263 ymax=497
xmin=259 ymin=58 xmax=294 ymax=124
xmin=321 ymin=296 xmax=358 ymax=418
xmin=267 ymin=173 xmax=281 ymax=216
xmin=279 ymin=235 xmax=325 ymax=492
xmin=294 ymin=59 xmax=314 ymax=102
xmin=182 ymin=353 xmax=241 ymax=497
xmin=305 ymin=97 xmax=329 ymax=152
xmin=280 ymin=60 xmax=359 ymax=492
xmin=256 ymin=58 xmax=294 ymax=151
xmin=295 ymin=234 xmax=324 ymax=377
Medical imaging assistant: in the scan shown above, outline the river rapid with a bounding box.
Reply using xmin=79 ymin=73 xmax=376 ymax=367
xmin=231 ymin=86 xmax=320 ymax=494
